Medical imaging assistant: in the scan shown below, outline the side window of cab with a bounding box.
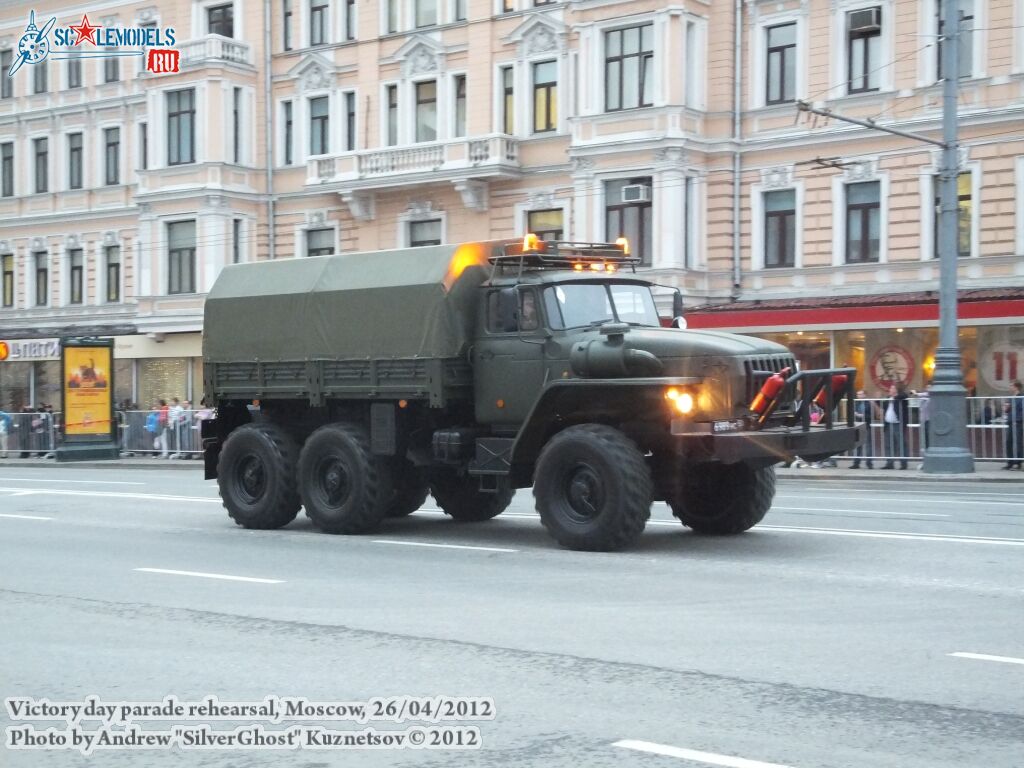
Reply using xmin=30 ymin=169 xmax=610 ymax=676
xmin=486 ymin=288 xmax=539 ymax=333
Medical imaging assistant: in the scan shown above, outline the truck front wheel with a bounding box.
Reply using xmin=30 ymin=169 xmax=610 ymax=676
xmin=533 ymin=424 xmax=652 ymax=551
xmin=668 ymin=463 xmax=775 ymax=534
xmin=217 ymin=423 xmax=301 ymax=529
xmin=298 ymin=423 xmax=390 ymax=534
xmin=429 ymin=470 xmax=513 ymax=522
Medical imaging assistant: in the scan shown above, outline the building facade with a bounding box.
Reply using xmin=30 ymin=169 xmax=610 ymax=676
xmin=1 ymin=0 xmax=1022 ymax=411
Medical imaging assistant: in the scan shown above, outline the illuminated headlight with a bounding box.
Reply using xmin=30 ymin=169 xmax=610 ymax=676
xmin=664 ymin=388 xmax=695 ymax=415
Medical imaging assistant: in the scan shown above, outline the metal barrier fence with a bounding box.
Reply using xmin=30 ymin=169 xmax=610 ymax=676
xmin=0 ymin=400 xmax=1020 ymax=463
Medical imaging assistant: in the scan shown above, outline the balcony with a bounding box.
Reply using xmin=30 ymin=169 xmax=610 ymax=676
xmin=179 ymin=34 xmax=253 ymax=68
xmin=306 ymin=134 xmax=522 ymax=190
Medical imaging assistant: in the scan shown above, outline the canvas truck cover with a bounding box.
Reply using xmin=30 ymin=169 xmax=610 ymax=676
xmin=203 ymin=243 xmax=495 ymax=363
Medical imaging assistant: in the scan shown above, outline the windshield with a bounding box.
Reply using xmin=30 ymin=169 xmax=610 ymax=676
xmin=543 ymin=283 xmax=660 ymax=329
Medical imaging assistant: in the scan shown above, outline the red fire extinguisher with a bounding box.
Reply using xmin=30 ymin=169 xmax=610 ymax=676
xmin=813 ymin=374 xmax=848 ymax=409
xmin=750 ymin=367 xmax=791 ymax=415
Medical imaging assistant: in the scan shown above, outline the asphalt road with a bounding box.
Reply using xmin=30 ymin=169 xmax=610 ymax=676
xmin=1 ymin=465 xmax=1022 ymax=768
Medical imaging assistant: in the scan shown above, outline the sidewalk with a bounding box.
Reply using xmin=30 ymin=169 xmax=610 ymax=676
xmin=0 ymin=456 xmax=1020 ymax=481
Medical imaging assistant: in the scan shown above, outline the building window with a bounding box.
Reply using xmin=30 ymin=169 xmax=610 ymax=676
xmin=0 ymin=51 xmax=11 ymax=98
xmin=845 ymin=181 xmax=880 ymax=264
xmin=605 ymin=178 xmax=652 ymax=266
xmin=137 ymin=22 xmax=157 ymax=75
xmin=409 ymin=219 xmax=442 ymax=247
xmin=105 ymin=245 xmax=120 ymax=302
xmin=415 ymin=80 xmax=437 ymax=142
xmin=34 ymin=137 xmax=48 ymax=193
xmin=68 ymin=133 xmax=83 ymax=190
xmin=937 ymin=0 xmax=973 ymax=80
xmin=345 ymin=91 xmax=356 ymax=151
xmin=527 ymin=209 xmax=563 ymax=240
xmin=139 ymin=123 xmax=148 ymax=170
xmin=1 ymin=254 xmax=12 ymax=307
xmin=207 ymin=3 xmax=234 ymax=36
xmin=104 ymin=127 xmax=120 ymax=185
xmin=167 ymin=220 xmax=196 ymax=295
xmin=605 ymin=24 xmax=654 ymax=112
xmin=1 ymin=142 xmax=12 ymax=197
xmin=501 ymin=66 xmax=514 ymax=134
xmin=104 ymin=56 xmax=119 ymax=83
xmin=933 ymin=172 xmax=972 ymax=258
xmin=453 ymin=74 xmax=466 ymax=137
xmin=502 ymin=0 xmax=514 ymax=12
xmin=387 ymin=0 xmax=399 ymax=33
xmin=309 ymin=96 xmax=329 ymax=155
xmin=167 ymin=89 xmax=196 ymax=165
xmin=847 ymin=7 xmax=881 ymax=93
xmin=69 ymin=248 xmax=84 ymax=304
xmin=455 ymin=0 xmax=467 ymax=20
xmin=283 ymin=0 xmax=293 ymax=50
xmin=233 ymin=87 xmax=242 ymax=164
xmin=67 ymin=57 xmax=82 ymax=88
xmin=345 ymin=0 xmax=356 ymax=39
xmin=764 ymin=189 xmax=796 ymax=268
xmin=34 ymin=251 xmax=48 ymax=306
xmin=33 ymin=62 xmax=47 ymax=94
xmin=283 ymin=101 xmax=294 ymax=164
xmin=306 ymin=228 xmax=334 ymax=256
xmin=232 ymin=219 xmax=242 ymax=263
xmin=310 ymin=0 xmax=328 ymax=45
xmin=532 ymin=60 xmax=557 ymax=133
xmin=416 ymin=0 xmax=437 ymax=27
xmin=386 ymin=85 xmax=399 ymax=145
xmin=766 ymin=22 xmax=796 ymax=104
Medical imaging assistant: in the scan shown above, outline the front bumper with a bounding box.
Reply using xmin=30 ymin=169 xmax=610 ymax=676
xmin=670 ymin=421 xmax=864 ymax=464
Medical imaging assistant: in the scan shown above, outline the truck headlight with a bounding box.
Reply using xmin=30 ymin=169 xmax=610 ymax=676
xmin=665 ymin=388 xmax=695 ymax=415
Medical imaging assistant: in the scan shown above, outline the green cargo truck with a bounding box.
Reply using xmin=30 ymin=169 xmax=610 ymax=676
xmin=202 ymin=238 xmax=861 ymax=551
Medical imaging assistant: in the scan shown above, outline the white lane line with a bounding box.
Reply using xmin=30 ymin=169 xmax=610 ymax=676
xmin=760 ymin=525 xmax=1024 ymax=546
xmin=949 ymin=652 xmax=1024 ymax=666
xmin=0 ymin=477 xmax=145 ymax=485
xmin=372 ymin=540 xmax=518 ymax=553
xmin=776 ymin=495 xmax=1023 ymax=508
xmin=772 ymin=506 xmax=949 ymax=518
xmin=777 ymin=487 xmax=1024 ymax=500
xmin=133 ymin=568 xmax=283 ymax=584
xmin=0 ymin=513 xmax=52 ymax=521
xmin=0 ymin=487 xmax=221 ymax=504
xmin=613 ymin=740 xmax=795 ymax=768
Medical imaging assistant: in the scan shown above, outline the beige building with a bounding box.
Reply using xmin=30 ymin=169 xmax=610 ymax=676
xmin=1 ymin=0 xmax=1022 ymax=411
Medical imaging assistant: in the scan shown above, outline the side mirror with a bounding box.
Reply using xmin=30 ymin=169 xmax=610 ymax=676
xmin=496 ymin=288 xmax=518 ymax=333
xmin=672 ymin=290 xmax=684 ymax=318
xmin=672 ymin=316 xmax=687 ymax=329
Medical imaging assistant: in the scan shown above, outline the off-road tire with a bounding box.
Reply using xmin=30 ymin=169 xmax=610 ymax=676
xmin=533 ymin=424 xmax=652 ymax=551
xmin=217 ymin=422 xmax=301 ymax=529
xmin=668 ymin=463 xmax=775 ymax=534
xmin=429 ymin=470 xmax=513 ymax=522
xmin=387 ymin=460 xmax=430 ymax=518
xmin=298 ymin=423 xmax=390 ymax=534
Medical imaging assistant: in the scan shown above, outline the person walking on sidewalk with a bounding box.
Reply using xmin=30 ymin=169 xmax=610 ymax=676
xmin=1004 ymin=380 xmax=1024 ymax=469
xmin=882 ymin=383 xmax=910 ymax=470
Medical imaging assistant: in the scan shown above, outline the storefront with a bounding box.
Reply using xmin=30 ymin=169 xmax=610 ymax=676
xmin=684 ymin=290 xmax=1024 ymax=397
xmin=0 ymin=338 xmax=62 ymax=412
xmin=113 ymin=333 xmax=203 ymax=408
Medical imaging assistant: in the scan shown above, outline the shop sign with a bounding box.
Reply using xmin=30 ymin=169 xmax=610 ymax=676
xmin=869 ymin=345 xmax=915 ymax=390
xmin=980 ymin=343 xmax=1023 ymax=392
xmin=0 ymin=338 xmax=61 ymax=362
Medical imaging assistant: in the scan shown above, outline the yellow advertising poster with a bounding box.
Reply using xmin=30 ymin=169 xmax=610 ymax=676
xmin=64 ymin=346 xmax=112 ymax=436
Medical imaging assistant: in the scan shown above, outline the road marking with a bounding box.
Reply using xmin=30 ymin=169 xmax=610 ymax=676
xmin=133 ymin=568 xmax=283 ymax=584
xmin=0 ymin=477 xmax=145 ymax=485
xmin=949 ymin=652 xmax=1024 ymax=666
xmin=0 ymin=487 xmax=221 ymax=504
xmin=613 ymin=740 xmax=795 ymax=768
xmin=772 ymin=506 xmax=949 ymax=518
xmin=0 ymin=513 xmax=52 ymax=521
xmin=777 ymin=487 xmax=1024 ymax=500
xmin=760 ymin=525 xmax=1024 ymax=546
xmin=372 ymin=540 xmax=518 ymax=553
xmin=776 ymin=494 xmax=1023 ymax=508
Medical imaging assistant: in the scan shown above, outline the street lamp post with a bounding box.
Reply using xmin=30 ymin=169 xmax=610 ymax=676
xmin=922 ymin=0 xmax=974 ymax=473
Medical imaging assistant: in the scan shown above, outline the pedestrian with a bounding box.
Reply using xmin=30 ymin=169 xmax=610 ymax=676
xmin=145 ymin=403 xmax=161 ymax=455
xmin=168 ymin=397 xmax=184 ymax=458
xmin=918 ymin=389 xmax=930 ymax=451
xmin=0 ymin=408 xmax=11 ymax=458
xmin=18 ymin=406 xmax=33 ymax=458
xmin=882 ymin=383 xmax=910 ymax=470
xmin=157 ymin=399 xmax=171 ymax=458
xmin=850 ymin=390 xmax=876 ymax=469
xmin=1003 ymin=380 xmax=1024 ymax=470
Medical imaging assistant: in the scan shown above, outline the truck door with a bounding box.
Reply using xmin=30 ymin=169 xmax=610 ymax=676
xmin=474 ymin=287 xmax=548 ymax=426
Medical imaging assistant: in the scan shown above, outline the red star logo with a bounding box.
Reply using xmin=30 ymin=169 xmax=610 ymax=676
xmin=69 ymin=14 xmax=99 ymax=46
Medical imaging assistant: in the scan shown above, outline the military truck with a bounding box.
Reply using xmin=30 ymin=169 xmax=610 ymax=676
xmin=202 ymin=238 xmax=861 ymax=551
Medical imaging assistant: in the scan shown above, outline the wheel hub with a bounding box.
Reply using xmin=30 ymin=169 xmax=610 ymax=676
xmin=318 ymin=458 xmax=350 ymax=506
xmin=565 ymin=464 xmax=604 ymax=521
xmin=237 ymin=455 xmax=266 ymax=502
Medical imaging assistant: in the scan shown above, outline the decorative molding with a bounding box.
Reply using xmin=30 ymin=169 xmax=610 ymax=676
xmin=654 ymin=146 xmax=688 ymax=169
xmin=405 ymin=44 xmax=439 ymax=77
xmin=506 ymin=15 xmax=567 ymax=57
xmin=30 ymin=237 xmax=46 ymax=251
xmin=288 ymin=53 xmax=336 ymax=93
xmin=389 ymin=35 xmax=447 ymax=78
xmin=204 ymin=194 xmax=226 ymax=208
xmin=760 ymin=165 xmax=793 ymax=189
xmin=930 ymin=146 xmax=970 ymax=173
xmin=341 ymin=191 xmax=375 ymax=222
xmin=135 ymin=6 xmax=158 ymax=23
xmin=570 ymin=157 xmax=596 ymax=175
xmin=527 ymin=191 xmax=555 ymax=210
xmin=102 ymin=231 xmax=119 ymax=247
xmin=406 ymin=199 xmax=436 ymax=219
xmin=453 ymin=180 xmax=488 ymax=213
xmin=100 ymin=15 xmax=119 ymax=27
xmin=0 ymin=240 xmax=10 ymax=253
xmin=843 ymin=158 xmax=878 ymax=182
xmin=306 ymin=209 xmax=328 ymax=227
xmin=65 ymin=234 xmax=80 ymax=249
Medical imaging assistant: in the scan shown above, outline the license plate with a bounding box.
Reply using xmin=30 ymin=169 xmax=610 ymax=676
xmin=712 ymin=419 xmax=745 ymax=433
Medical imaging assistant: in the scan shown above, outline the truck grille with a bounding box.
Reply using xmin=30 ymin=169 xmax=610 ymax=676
xmin=743 ymin=354 xmax=797 ymax=407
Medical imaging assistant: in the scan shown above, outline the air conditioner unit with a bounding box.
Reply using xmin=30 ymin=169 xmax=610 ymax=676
xmin=848 ymin=7 xmax=881 ymax=32
xmin=621 ymin=184 xmax=652 ymax=203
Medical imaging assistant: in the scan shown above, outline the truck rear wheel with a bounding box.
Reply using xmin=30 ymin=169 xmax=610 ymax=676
xmin=533 ymin=424 xmax=652 ymax=551
xmin=217 ymin=423 xmax=301 ymax=530
xmin=429 ymin=470 xmax=513 ymax=522
xmin=387 ymin=460 xmax=430 ymax=518
xmin=298 ymin=423 xmax=390 ymax=534
xmin=668 ymin=463 xmax=775 ymax=534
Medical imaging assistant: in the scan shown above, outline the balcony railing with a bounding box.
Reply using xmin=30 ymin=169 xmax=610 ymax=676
xmin=179 ymin=34 xmax=253 ymax=68
xmin=308 ymin=134 xmax=520 ymax=186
